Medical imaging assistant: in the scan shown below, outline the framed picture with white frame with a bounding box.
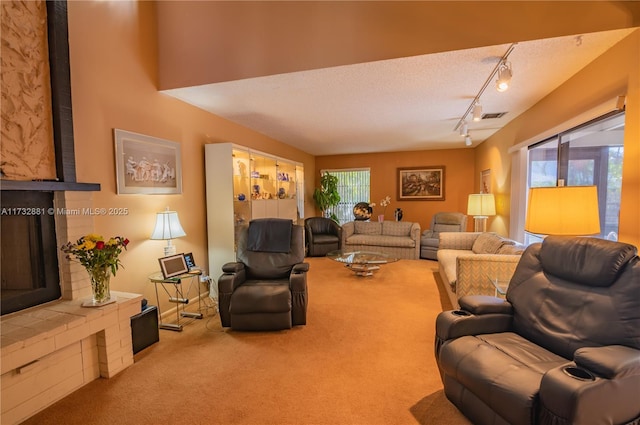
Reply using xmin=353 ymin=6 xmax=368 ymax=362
xmin=114 ymin=129 xmax=183 ymax=194
xmin=481 ymin=169 xmax=491 ymax=193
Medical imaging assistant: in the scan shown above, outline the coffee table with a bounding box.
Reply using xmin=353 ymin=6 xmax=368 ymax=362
xmin=327 ymin=250 xmax=399 ymax=276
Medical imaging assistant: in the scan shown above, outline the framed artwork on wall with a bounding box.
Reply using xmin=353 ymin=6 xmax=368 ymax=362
xmin=114 ymin=129 xmax=182 ymax=194
xmin=397 ymin=166 xmax=445 ymax=201
xmin=481 ymin=169 xmax=491 ymax=193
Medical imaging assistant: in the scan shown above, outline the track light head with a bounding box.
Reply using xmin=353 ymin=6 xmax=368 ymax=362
xmin=472 ymin=103 xmax=482 ymax=122
xmin=452 ymin=43 xmax=516 ymax=136
xmin=465 ymin=136 xmax=472 ymax=147
xmin=460 ymin=121 xmax=468 ymax=137
xmin=495 ymin=61 xmax=512 ymax=92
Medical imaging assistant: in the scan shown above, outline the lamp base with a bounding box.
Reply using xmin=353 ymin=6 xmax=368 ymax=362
xmin=164 ymin=244 xmax=177 ymax=257
xmin=473 ymin=216 xmax=488 ymax=233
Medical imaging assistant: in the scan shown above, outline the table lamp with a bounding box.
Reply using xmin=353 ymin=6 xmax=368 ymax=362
xmin=525 ymin=186 xmax=600 ymax=236
xmin=467 ymin=193 xmax=496 ymax=232
xmin=150 ymin=207 xmax=186 ymax=256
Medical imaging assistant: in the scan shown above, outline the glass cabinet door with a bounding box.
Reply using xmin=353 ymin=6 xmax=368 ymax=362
xmin=250 ymin=154 xmax=277 ymax=201
xmin=232 ymin=149 xmax=251 ymax=227
xmin=276 ymin=160 xmax=296 ymax=200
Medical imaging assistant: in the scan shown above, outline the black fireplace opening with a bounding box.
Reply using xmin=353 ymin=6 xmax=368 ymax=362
xmin=1 ymin=190 xmax=61 ymax=315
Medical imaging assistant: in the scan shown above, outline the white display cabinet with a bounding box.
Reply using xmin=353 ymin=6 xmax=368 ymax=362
xmin=205 ymin=143 xmax=303 ymax=278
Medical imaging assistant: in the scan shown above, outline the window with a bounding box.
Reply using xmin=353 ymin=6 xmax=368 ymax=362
xmin=321 ymin=168 xmax=371 ymax=224
xmin=525 ymin=111 xmax=625 ymax=243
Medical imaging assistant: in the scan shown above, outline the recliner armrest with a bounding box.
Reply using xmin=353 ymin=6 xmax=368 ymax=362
xmin=435 ymin=309 xmax=513 ymax=342
xmin=421 ymin=229 xmax=435 ymax=238
xmin=574 ymin=345 xmax=640 ymax=379
xmin=539 ymin=346 xmax=640 ymax=424
xmin=459 ymin=295 xmax=514 ymax=315
xmin=219 ymin=263 xmax=246 ymax=293
xmin=290 ymin=264 xmax=308 ymax=293
xmin=292 ymin=263 xmax=310 ymax=274
xmin=222 ymin=262 xmax=244 ymax=274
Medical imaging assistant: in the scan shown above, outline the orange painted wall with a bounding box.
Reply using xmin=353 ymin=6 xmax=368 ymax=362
xmin=156 ymin=1 xmax=639 ymax=89
xmin=66 ymin=1 xmax=315 ymax=312
xmin=315 ymin=149 xmax=476 ymax=232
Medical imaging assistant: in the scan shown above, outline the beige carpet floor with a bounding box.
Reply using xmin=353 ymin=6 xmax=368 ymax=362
xmin=23 ymin=257 xmax=471 ymax=425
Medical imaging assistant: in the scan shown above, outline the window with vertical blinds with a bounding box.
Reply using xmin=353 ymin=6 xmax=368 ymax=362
xmin=321 ymin=168 xmax=371 ymax=224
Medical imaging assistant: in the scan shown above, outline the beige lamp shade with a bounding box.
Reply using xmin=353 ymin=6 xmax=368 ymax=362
xmin=467 ymin=193 xmax=496 ymax=217
xmin=525 ymin=186 xmax=600 ymax=236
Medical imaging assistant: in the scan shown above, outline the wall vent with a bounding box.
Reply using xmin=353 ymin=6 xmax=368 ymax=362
xmin=482 ymin=112 xmax=507 ymax=119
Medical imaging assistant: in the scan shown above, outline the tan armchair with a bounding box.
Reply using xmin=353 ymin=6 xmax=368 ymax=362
xmin=420 ymin=212 xmax=467 ymax=260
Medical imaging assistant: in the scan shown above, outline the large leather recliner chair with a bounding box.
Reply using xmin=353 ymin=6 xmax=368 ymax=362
xmin=218 ymin=219 xmax=309 ymax=331
xmin=434 ymin=236 xmax=640 ymax=425
xmin=305 ymin=217 xmax=342 ymax=257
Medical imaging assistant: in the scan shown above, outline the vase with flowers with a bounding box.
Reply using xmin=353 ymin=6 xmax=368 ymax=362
xmin=61 ymin=234 xmax=129 ymax=306
xmin=370 ymin=195 xmax=391 ymax=222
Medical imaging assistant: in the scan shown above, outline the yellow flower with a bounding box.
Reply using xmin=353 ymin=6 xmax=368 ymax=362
xmin=61 ymin=234 xmax=129 ymax=277
xmin=85 ymin=233 xmax=103 ymax=242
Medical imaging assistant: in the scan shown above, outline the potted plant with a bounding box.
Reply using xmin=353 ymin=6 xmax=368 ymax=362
xmin=313 ymin=172 xmax=341 ymax=222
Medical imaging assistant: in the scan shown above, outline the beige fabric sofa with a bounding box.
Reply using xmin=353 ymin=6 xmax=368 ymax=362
xmin=437 ymin=232 xmax=524 ymax=307
xmin=341 ymin=221 xmax=421 ymax=260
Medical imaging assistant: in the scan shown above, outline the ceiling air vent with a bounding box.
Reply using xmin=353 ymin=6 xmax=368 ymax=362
xmin=482 ymin=112 xmax=507 ymax=119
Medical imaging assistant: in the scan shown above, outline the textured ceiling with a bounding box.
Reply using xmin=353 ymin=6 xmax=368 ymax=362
xmin=163 ymin=28 xmax=635 ymax=156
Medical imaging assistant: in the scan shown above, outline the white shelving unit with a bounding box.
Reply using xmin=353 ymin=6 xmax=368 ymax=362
xmin=205 ymin=143 xmax=304 ymax=278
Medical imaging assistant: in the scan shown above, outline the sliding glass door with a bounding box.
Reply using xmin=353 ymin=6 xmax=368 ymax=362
xmin=526 ymin=112 xmax=624 ymax=242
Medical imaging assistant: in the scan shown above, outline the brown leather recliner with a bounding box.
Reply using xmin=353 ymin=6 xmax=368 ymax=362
xmin=218 ymin=219 xmax=309 ymax=331
xmin=435 ymin=236 xmax=640 ymax=425
xmin=305 ymin=217 xmax=342 ymax=257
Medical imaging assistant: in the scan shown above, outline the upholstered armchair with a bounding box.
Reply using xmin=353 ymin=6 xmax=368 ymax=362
xmin=434 ymin=236 xmax=640 ymax=425
xmin=305 ymin=217 xmax=342 ymax=257
xmin=218 ymin=219 xmax=309 ymax=331
xmin=420 ymin=212 xmax=467 ymax=259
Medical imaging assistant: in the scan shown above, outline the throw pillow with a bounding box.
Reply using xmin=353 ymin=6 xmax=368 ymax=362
xmin=472 ymin=233 xmax=507 ymax=254
xmin=497 ymin=244 xmax=525 ymax=255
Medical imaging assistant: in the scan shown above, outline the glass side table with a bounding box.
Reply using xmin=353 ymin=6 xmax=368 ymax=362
xmin=488 ymin=276 xmax=510 ymax=297
xmin=148 ymin=270 xmax=203 ymax=331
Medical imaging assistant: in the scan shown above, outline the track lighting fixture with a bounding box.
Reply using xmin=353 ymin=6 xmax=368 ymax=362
xmin=453 ymin=43 xmax=517 ymax=135
xmin=495 ymin=61 xmax=512 ymax=92
xmin=465 ymin=136 xmax=472 ymax=146
xmin=472 ymin=103 xmax=482 ymax=122
xmin=460 ymin=121 xmax=468 ymax=137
